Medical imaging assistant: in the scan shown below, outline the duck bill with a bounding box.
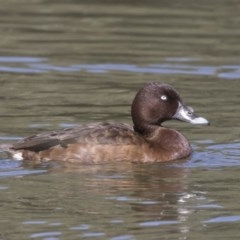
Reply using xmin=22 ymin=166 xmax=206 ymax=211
xmin=173 ymin=102 xmax=209 ymax=125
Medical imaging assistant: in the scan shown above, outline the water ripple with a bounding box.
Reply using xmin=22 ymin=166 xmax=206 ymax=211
xmin=30 ymin=231 xmax=62 ymax=239
xmin=174 ymin=142 xmax=240 ymax=169
xmin=139 ymin=220 xmax=180 ymax=227
xmin=202 ymin=215 xmax=240 ymax=224
xmin=0 ymin=56 xmax=240 ymax=79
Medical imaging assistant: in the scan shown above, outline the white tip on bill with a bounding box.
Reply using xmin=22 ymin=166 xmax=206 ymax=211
xmin=190 ymin=117 xmax=209 ymax=125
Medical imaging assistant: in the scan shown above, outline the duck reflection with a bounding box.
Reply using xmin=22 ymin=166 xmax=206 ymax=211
xmin=28 ymin=160 xmax=194 ymax=227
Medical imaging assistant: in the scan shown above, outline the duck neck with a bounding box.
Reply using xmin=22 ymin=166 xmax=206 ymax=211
xmin=133 ymin=123 xmax=159 ymax=137
xmin=134 ymin=124 xmax=191 ymax=161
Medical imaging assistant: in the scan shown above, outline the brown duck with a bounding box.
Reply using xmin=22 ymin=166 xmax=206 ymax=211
xmin=0 ymin=82 xmax=209 ymax=163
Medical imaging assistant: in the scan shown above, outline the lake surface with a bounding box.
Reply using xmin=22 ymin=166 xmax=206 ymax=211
xmin=0 ymin=0 xmax=240 ymax=239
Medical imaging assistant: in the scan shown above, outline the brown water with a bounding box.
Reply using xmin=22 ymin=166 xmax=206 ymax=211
xmin=0 ymin=0 xmax=240 ymax=239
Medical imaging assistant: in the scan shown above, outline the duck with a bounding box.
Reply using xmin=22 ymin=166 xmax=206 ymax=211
xmin=0 ymin=82 xmax=209 ymax=163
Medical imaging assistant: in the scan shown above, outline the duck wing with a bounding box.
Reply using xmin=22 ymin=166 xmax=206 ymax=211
xmin=12 ymin=122 xmax=144 ymax=152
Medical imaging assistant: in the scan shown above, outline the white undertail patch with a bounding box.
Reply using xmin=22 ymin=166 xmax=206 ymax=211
xmin=12 ymin=152 xmax=23 ymax=161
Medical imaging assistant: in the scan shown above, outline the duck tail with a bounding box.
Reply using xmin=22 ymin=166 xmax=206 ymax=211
xmin=0 ymin=144 xmax=23 ymax=161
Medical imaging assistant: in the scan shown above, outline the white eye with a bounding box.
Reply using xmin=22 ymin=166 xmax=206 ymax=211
xmin=161 ymin=95 xmax=167 ymax=101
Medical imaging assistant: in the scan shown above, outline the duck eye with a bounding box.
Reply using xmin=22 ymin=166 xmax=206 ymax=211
xmin=161 ymin=95 xmax=167 ymax=101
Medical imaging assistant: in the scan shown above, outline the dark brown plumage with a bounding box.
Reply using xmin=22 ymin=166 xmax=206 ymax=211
xmin=1 ymin=82 xmax=209 ymax=163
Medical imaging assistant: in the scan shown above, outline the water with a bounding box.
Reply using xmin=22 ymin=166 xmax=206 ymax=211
xmin=0 ymin=0 xmax=240 ymax=239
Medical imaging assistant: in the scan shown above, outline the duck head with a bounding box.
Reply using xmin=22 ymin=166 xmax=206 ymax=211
xmin=131 ymin=82 xmax=209 ymax=135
